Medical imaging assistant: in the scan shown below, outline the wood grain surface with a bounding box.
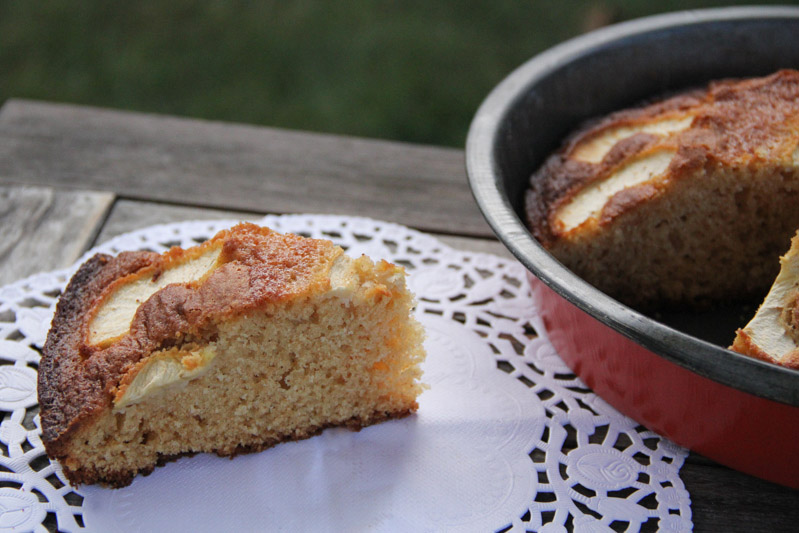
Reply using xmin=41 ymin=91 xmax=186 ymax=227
xmin=0 ymin=99 xmax=489 ymax=236
xmin=0 ymin=185 xmax=113 ymax=284
xmin=683 ymin=463 xmax=799 ymax=532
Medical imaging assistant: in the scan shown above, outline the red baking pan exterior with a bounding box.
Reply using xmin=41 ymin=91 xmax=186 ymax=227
xmin=466 ymin=7 xmax=799 ymax=488
xmin=531 ymin=275 xmax=799 ymax=488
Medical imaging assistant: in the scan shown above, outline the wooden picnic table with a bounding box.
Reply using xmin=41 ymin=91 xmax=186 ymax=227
xmin=0 ymin=99 xmax=796 ymax=531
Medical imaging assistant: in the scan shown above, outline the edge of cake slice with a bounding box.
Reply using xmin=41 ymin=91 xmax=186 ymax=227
xmin=731 ymin=231 xmax=799 ymax=368
xmin=37 ymin=223 xmax=426 ymax=487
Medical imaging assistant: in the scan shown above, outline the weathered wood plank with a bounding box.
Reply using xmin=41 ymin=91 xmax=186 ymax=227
xmin=0 ymin=99 xmax=492 ymax=237
xmin=93 ymin=199 xmax=513 ymax=258
xmin=0 ymin=185 xmax=113 ymax=284
xmin=681 ymin=461 xmax=799 ymax=532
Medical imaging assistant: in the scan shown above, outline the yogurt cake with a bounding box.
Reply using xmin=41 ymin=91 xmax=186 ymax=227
xmin=38 ymin=223 xmax=426 ymax=487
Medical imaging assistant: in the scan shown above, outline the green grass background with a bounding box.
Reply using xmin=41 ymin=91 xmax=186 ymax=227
xmin=1 ymin=1 xmax=794 ymax=147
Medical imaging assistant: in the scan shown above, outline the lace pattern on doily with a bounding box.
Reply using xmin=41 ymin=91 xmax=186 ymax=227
xmin=0 ymin=215 xmax=692 ymax=532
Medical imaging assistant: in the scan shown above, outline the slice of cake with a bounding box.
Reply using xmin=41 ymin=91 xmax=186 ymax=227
xmin=38 ymin=223 xmax=426 ymax=487
xmin=731 ymin=231 xmax=799 ymax=369
xmin=525 ymin=70 xmax=799 ymax=308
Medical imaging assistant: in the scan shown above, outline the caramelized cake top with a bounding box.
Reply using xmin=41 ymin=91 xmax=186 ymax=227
xmin=526 ymin=70 xmax=799 ymax=247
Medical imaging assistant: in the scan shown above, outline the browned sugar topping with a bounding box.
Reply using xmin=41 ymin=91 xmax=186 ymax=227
xmin=693 ymin=72 xmax=799 ymax=162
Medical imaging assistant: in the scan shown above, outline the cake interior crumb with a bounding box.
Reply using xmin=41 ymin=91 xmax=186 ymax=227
xmin=62 ymin=263 xmax=425 ymax=484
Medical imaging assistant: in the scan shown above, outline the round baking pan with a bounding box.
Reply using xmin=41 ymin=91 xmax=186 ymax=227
xmin=465 ymin=6 xmax=799 ymax=488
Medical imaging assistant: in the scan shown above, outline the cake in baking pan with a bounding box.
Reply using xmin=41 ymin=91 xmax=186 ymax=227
xmin=38 ymin=223 xmax=426 ymax=487
xmin=525 ymin=70 xmax=799 ymax=309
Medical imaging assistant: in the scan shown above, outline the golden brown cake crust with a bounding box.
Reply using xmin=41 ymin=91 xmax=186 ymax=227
xmin=38 ymin=223 xmax=343 ymax=474
xmin=526 ymin=69 xmax=799 ymax=247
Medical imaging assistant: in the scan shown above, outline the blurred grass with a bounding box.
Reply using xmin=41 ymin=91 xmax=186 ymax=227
xmin=0 ymin=0 xmax=794 ymax=147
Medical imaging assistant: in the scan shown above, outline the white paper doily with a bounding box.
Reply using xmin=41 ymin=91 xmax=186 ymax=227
xmin=0 ymin=215 xmax=692 ymax=532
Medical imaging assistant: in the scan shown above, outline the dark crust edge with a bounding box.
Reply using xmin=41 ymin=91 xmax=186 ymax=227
xmin=60 ymin=407 xmax=416 ymax=488
xmin=38 ymin=251 xmax=157 ymax=460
